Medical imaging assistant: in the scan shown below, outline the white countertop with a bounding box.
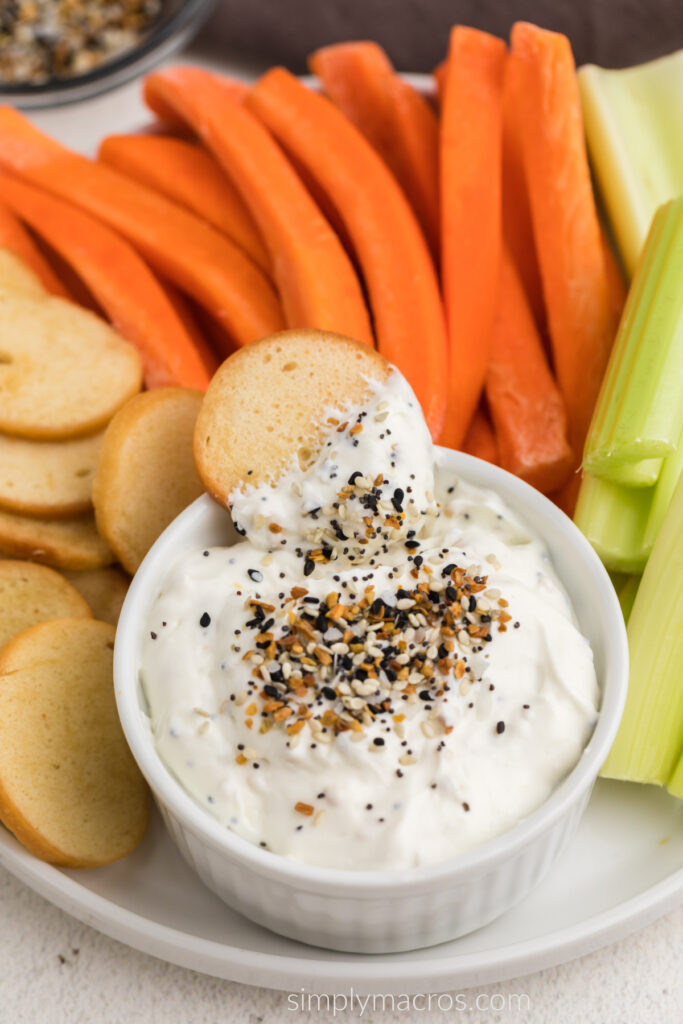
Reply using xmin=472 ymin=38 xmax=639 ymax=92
xmin=1 ymin=866 xmax=681 ymax=1022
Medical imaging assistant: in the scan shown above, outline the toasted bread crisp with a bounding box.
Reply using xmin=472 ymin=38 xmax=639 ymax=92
xmin=0 ymin=507 xmax=114 ymax=570
xmin=62 ymin=566 xmax=129 ymax=627
xmin=0 ymin=295 xmax=142 ymax=440
xmin=194 ymin=329 xmax=389 ymax=505
xmin=0 ymin=560 xmax=91 ymax=650
xmin=0 ymin=249 xmax=48 ymax=301
xmin=93 ymin=388 xmax=204 ymax=575
xmin=0 ymin=618 xmax=149 ymax=868
xmin=0 ymin=429 xmax=103 ymax=518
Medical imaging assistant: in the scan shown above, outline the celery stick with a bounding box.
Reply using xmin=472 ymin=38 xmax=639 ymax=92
xmin=574 ymin=473 xmax=651 ymax=572
xmin=583 ymin=199 xmax=683 ymax=473
xmin=601 ymin=473 xmax=683 ymax=784
xmin=668 ymin=749 xmax=683 ymax=799
xmin=617 ymin=575 xmax=640 ymax=623
xmin=579 ymin=51 xmax=683 ymax=277
xmin=643 ymin=428 xmax=683 ymax=551
xmin=595 ymin=457 xmax=662 ymax=488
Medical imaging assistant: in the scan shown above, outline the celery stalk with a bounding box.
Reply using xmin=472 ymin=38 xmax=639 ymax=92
xmin=617 ymin=575 xmax=640 ymax=623
xmin=579 ymin=51 xmax=683 ymax=277
xmin=601 ymin=473 xmax=683 ymax=784
xmin=583 ymin=199 xmax=683 ymax=474
xmin=668 ymin=749 xmax=683 ymax=798
xmin=574 ymin=474 xmax=651 ymax=572
xmin=596 ymin=457 xmax=662 ymax=488
xmin=643 ymin=426 xmax=683 ymax=551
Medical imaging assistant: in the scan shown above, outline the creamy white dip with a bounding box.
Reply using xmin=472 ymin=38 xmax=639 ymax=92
xmin=141 ymin=370 xmax=598 ymax=870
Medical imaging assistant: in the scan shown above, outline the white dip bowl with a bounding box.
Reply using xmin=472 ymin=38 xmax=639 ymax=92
xmin=114 ymin=448 xmax=628 ymax=954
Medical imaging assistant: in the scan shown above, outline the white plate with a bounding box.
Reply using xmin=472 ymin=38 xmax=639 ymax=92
xmin=8 ymin=62 xmax=683 ymax=994
xmin=1 ymin=780 xmax=681 ymax=993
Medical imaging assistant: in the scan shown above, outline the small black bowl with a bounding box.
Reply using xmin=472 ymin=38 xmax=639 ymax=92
xmin=0 ymin=0 xmax=216 ymax=109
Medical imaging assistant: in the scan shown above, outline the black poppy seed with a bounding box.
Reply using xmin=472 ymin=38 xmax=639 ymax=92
xmin=373 ymin=737 xmax=385 ymax=746
xmin=203 ymin=550 xmax=209 ymax=557
xmin=496 ymin=721 xmax=506 ymax=734
xmin=396 ymin=769 xmax=404 ymax=778
xmin=150 ymin=631 xmax=157 ymax=640
xmin=366 ymin=803 xmax=373 ymax=810
xmin=303 ymin=559 xmax=315 ymax=577
xmin=514 ymin=621 xmax=521 ymax=629
xmin=199 ymin=612 xmax=211 ymax=628
xmin=259 ymin=841 xmax=267 ymax=848
xmin=322 ymin=686 xmax=337 ymax=701
xmin=419 ymin=690 xmax=432 ymax=701
xmin=237 ymin=744 xmax=244 ymax=751
xmin=462 ymin=801 xmax=470 ymax=812
xmin=413 ymin=555 xmax=423 ymax=567
xmin=523 ymin=704 xmax=530 ymax=710
xmin=317 ymin=792 xmax=325 ymax=799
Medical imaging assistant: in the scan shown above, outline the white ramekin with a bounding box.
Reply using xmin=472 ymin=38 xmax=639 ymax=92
xmin=114 ymin=449 xmax=628 ymax=954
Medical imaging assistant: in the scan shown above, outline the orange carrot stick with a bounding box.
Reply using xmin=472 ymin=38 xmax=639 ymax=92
xmin=158 ymin=279 xmax=220 ymax=377
xmin=461 ymin=405 xmax=499 ymax=465
xmin=244 ymin=67 xmax=448 ymax=438
xmin=486 ymin=248 xmax=573 ymax=493
xmin=0 ymin=107 xmax=283 ymax=348
xmin=98 ymin=134 xmax=270 ymax=274
xmin=146 ymin=72 xmax=249 ymax=128
xmin=433 ymin=61 xmax=447 ymax=102
xmin=439 ymin=27 xmax=506 ymax=449
xmin=0 ymin=173 xmax=211 ymax=389
xmin=310 ymin=42 xmax=440 ymax=258
xmin=510 ymin=22 xmax=619 ymax=459
xmin=501 ymin=54 xmax=546 ymax=335
xmin=143 ymin=67 xmax=374 ymax=348
xmin=0 ymin=202 xmax=69 ymax=297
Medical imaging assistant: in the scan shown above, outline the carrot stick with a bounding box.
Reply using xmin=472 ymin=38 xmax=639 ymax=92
xmin=310 ymin=42 xmax=440 ymax=258
xmin=510 ymin=22 xmax=619 ymax=459
xmin=501 ymin=54 xmax=546 ymax=335
xmin=439 ymin=27 xmax=506 ymax=449
xmin=98 ymin=134 xmax=270 ymax=274
xmin=461 ymin=405 xmax=499 ymax=465
xmin=158 ymin=280 xmax=220 ymax=377
xmin=244 ymin=67 xmax=448 ymax=438
xmin=433 ymin=61 xmax=447 ymax=102
xmin=486 ymin=248 xmax=573 ymax=492
xmin=143 ymin=67 xmax=374 ymax=348
xmin=0 ymin=202 xmax=69 ymax=297
xmin=0 ymin=173 xmax=212 ymax=389
xmin=551 ymin=471 xmax=582 ymax=518
xmin=146 ymin=72 xmax=249 ymax=129
xmin=0 ymin=107 xmax=284 ymax=347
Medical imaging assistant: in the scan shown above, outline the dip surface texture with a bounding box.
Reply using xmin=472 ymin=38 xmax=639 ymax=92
xmin=141 ymin=372 xmax=599 ymax=870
